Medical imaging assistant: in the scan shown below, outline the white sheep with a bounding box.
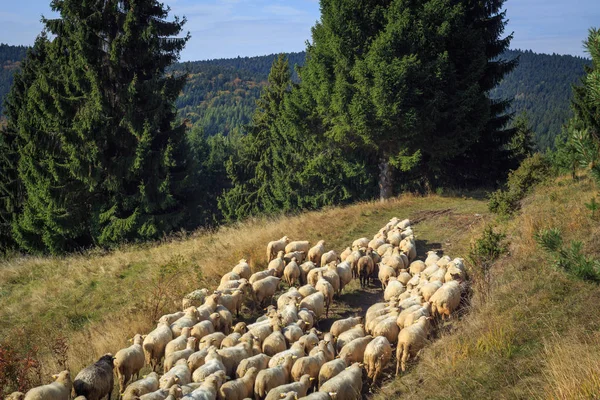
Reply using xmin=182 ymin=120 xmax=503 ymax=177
xmin=372 ymin=316 xmax=400 ymax=344
xmin=338 ymin=335 xmax=373 ymax=364
xmin=187 ymin=348 xmax=209 ymax=373
xmin=252 ymin=276 xmax=282 ymax=307
xmin=182 ymin=289 xmax=209 ymax=309
xmin=262 ymin=321 xmax=287 ymax=356
xmin=378 ymin=264 xmax=397 ymax=290
xmin=277 ymin=287 xmax=303 ymax=310
xmin=299 ymin=261 xmax=317 ymax=285
xmin=290 ymin=350 xmax=328 ymax=381
xmin=364 ymin=336 xmax=392 ymax=384
xmin=315 ymin=272 xmax=334 ymax=317
xmin=318 ymin=362 xmax=363 ymax=400
xmin=318 ymin=358 xmax=346 ymax=389
xmin=249 ymin=269 xmax=275 ymax=284
xmin=23 ymin=371 xmax=72 ymax=400
xmin=264 ymin=375 xmax=313 ymax=400
xmin=429 ymin=280 xmax=462 ymax=319
xmin=190 ymin=320 xmax=215 ymax=342
xmin=335 ymin=324 xmax=366 ymax=353
xmin=161 ymin=358 xmax=191 ymax=386
xmin=352 ymin=238 xmax=369 ymax=250
xmin=286 ymin=240 xmax=310 ymax=254
xmin=340 ymin=247 xmax=352 ymax=262
xmin=217 ymin=289 xmax=244 ymax=318
xmin=122 ymin=372 xmax=159 ymax=400
xmin=419 ymin=280 xmax=443 ymax=302
xmin=269 ymin=341 xmax=306 ymax=368
xmin=217 ymin=367 xmax=258 ymax=400
xmin=383 ymin=278 xmax=405 ymax=301
xmin=192 ymin=347 xmax=225 ymax=383
xmin=254 ymin=355 xmax=296 ymax=399
xmin=198 ymin=332 xmax=226 ymax=350
xmin=236 ymin=353 xmax=271 ymax=378
xmin=114 ymin=334 xmax=145 ymax=393
xmin=232 ymin=258 xmax=251 ymax=280
xmin=217 ymin=340 xmax=254 ymax=377
xmin=396 ymin=316 xmax=431 ymax=374
xmin=298 ymin=292 xmax=325 ymax=320
xmin=330 ymin=316 xmax=362 ymax=338
xmin=308 ymin=240 xmax=326 ymax=266
xmin=424 ymin=251 xmax=440 ymax=267
xmin=409 ymin=260 xmax=426 ymax=275
xmin=143 ymin=322 xmax=173 ymax=371
xmin=284 ymin=258 xmax=301 ymax=287
xmin=298 ymin=284 xmax=318 ymax=298
xmin=320 ymin=250 xmax=338 ymax=267
xmin=171 ymin=307 xmax=200 ymax=337
xmin=163 ymin=337 xmax=197 ymax=373
xmin=268 ymin=251 xmax=286 ymax=277
xmin=335 ymin=261 xmax=352 ymax=292
xmin=267 ymin=236 xmax=290 ymax=262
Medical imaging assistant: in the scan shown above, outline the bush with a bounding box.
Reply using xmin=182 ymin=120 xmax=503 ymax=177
xmin=488 ymin=153 xmax=552 ymax=216
xmin=468 ymin=225 xmax=507 ymax=301
xmin=535 ymin=228 xmax=600 ymax=283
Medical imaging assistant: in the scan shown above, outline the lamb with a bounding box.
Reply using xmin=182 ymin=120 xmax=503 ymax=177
xmin=340 ymin=247 xmax=352 ymax=262
xmin=114 ymin=334 xmax=145 ymax=393
xmin=171 ymin=307 xmax=200 ymax=337
xmin=383 ymin=278 xmax=405 ymax=301
xmin=290 ymin=350 xmax=328 ymax=382
xmin=23 ymin=371 xmax=71 ymax=400
xmin=364 ymin=336 xmax=392 ymax=384
xmin=318 ymin=363 xmax=363 ymax=400
xmin=186 ymin=348 xmax=209 ymax=372
xmin=144 ymin=322 xmax=174 ymax=371
xmin=249 ymin=269 xmax=275 ymax=284
xmin=429 ymin=280 xmax=462 ymax=319
xmin=352 ymin=237 xmax=369 ymax=250
xmin=192 ymin=347 xmax=225 ymax=383
xmin=286 ymin=240 xmax=310 ymax=254
xmin=284 ymin=258 xmax=301 ymax=287
xmin=298 ymin=292 xmax=325 ymax=320
xmin=268 ymin=251 xmax=286 ymax=277
xmin=299 ymin=261 xmax=317 ymax=285
xmin=217 ymin=289 xmax=244 ymax=317
xmin=217 ymin=340 xmax=254 ymax=377
xmin=236 ymin=353 xmax=271 ymax=378
xmin=190 ymin=320 xmax=215 ymax=342
xmin=264 ymin=374 xmax=313 ymax=400
xmin=217 ymin=367 xmax=258 ymax=400
xmin=338 ymin=336 xmax=373 ymax=364
xmin=267 ymin=236 xmax=290 ymax=262
xmin=378 ymin=264 xmax=397 ymax=290
xmin=320 ymin=250 xmax=338 ymax=267
xmin=357 ymin=250 xmax=375 ymax=288
xmin=232 ymin=258 xmax=251 ymax=280
xmin=164 ymin=337 xmax=197 ymax=373
xmin=121 ymin=372 xmax=159 ymax=400
xmin=315 ymin=273 xmax=334 ymax=317
xmin=73 ymin=354 xmax=114 ymax=400
xmin=308 ymin=240 xmax=326 ymax=266
xmin=396 ymin=316 xmax=431 ymax=374
xmin=252 ymin=276 xmax=282 ymax=307
xmin=409 ymin=260 xmax=426 ymax=275
xmin=318 ymin=358 xmax=346 ymax=389
xmin=336 ymin=324 xmax=366 ymax=353
xmin=419 ymin=281 xmax=443 ymax=302
xmin=330 ymin=316 xmax=362 ymax=338
xmin=254 ymin=355 xmax=296 ymax=400
xmin=182 ymin=289 xmax=209 ymax=309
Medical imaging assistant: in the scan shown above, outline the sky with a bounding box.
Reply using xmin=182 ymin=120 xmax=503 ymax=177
xmin=0 ymin=0 xmax=598 ymax=61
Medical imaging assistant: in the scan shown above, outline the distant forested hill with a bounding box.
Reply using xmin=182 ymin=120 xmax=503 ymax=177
xmin=0 ymin=44 xmax=590 ymax=148
xmin=491 ymin=49 xmax=591 ymax=149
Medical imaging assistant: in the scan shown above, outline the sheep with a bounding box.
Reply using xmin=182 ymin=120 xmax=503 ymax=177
xmin=185 ymin=373 xmax=223 ymax=400
xmin=171 ymin=307 xmax=201 ymax=337
xmin=215 ymin=305 xmax=233 ymax=334
xmin=345 ymin=249 xmax=363 ymax=279
xmin=297 ymin=393 xmax=334 ymax=400
xmin=164 ymin=337 xmax=197 ymax=373
xmin=217 ymin=340 xmax=254 ymax=377
xmin=445 ymin=261 xmax=466 ymax=282
xmin=186 ymin=348 xmax=209 ymax=372
xmin=378 ymin=264 xmax=397 ymax=290
xmin=269 ymin=341 xmax=306 ymax=368
xmin=419 ymin=280 xmax=443 ymax=302
xmin=429 ymin=280 xmax=462 ymax=319
xmin=352 ymin=238 xmax=369 ymax=250
xmin=318 ymin=358 xmax=346 ymax=389
xmin=190 ymin=320 xmax=215 ymax=342
xmin=144 ymin=322 xmax=173 ymax=371
xmin=6 ymin=393 xmax=24 ymax=400
xmin=365 ymin=300 xmax=398 ymax=327
xmin=216 ymin=289 xmax=244 ymax=318
xmin=308 ymin=339 xmax=335 ymax=362
xmin=263 ymin=320 xmax=287 ymax=356
xmin=298 ymin=308 xmax=316 ymax=330
xmin=340 ymin=247 xmax=352 ymax=262
xmin=198 ymin=293 xmax=221 ymax=317
xmin=315 ymin=273 xmax=334 ymax=317
xmin=437 ymin=255 xmax=452 ymax=267
xmin=396 ymin=218 xmax=411 ymax=229
xmin=425 ymin=251 xmax=440 ymax=267
xmin=268 ymin=251 xmax=286 ymax=277
xmin=330 ymin=316 xmax=363 ymax=338
xmin=121 ymin=372 xmax=160 ymax=400
xmin=248 ymin=318 xmax=276 ymax=343
xmin=285 ymin=251 xmax=306 ymax=264
xmin=165 ymin=327 xmax=192 ymax=359
xmin=306 ymin=267 xmax=326 ymax=287
xmin=366 ymin=311 xmax=399 ymax=335
xmin=192 ymin=347 xmax=225 ymax=383
xmin=298 ymin=329 xmax=321 ymax=353
xmin=299 ymin=261 xmax=317 ymax=285
xmin=23 ymin=371 xmax=71 ymax=400
xmin=409 ymin=260 xmax=426 ymax=275
xmin=277 ymin=288 xmax=303 ymax=310
xmin=364 ymin=336 xmax=392 ymax=384
xmin=267 ymin=236 xmax=290 ymax=262
xmin=320 ymin=251 xmax=338 ymax=267
xmin=138 ymin=385 xmax=180 ymax=400
xmin=308 ymin=240 xmax=326 ymax=266
xmin=399 ymin=238 xmax=417 ymax=262
xmin=396 ymin=316 xmax=431 ymax=374
xmin=283 ymin=321 xmax=306 ymax=345
xmin=252 ymin=276 xmax=282 ymax=307
xmin=429 ymin=267 xmax=447 ymax=283
xmin=406 ymin=273 xmax=422 ymax=290
xmin=218 ymin=367 xmax=258 ymax=400
xmin=403 ymin=303 xmax=432 ymax=328
xmin=221 ymin=332 xmax=242 ymax=348
xmin=335 ymin=261 xmax=352 ymax=292
xmin=298 ymin=292 xmax=325 ymax=320
xmin=182 ymin=289 xmax=210 ymax=309
xmin=250 ymin=269 xmax=275 ymax=284
xmin=220 ymin=271 xmax=241 ymax=285
xmin=198 ymin=332 xmax=226 ymax=350
xmin=387 ymin=231 xmax=402 ymax=247
xmin=382 ymin=254 xmax=404 ymax=272
xmin=357 ymin=250 xmax=375 ymax=288
xmin=284 ymin=258 xmax=301 ymax=287
xmin=338 ymin=335 xmax=373 ymax=364
xmin=284 ymin=240 xmax=309 ymax=254
xmin=254 ymin=355 xmax=296 ymax=400
xmin=114 ymin=334 xmax=145 ymax=393
xmin=318 ymin=363 xmax=363 ymax=400
xmin=278 ymin=303 xmax=300 ymax=327
xmin=159 ymin=311 xmax=186 ymax=325
xmin=236 ymin=353 xmax=271 ymax=378
xmin=291 ymin=350 xmax=328 ymax=382
xmin=336 ymin=324 xmax=366 ymax=353
xmin=232 ymin=258 xmax=251 ymax=279
xmin=73 ymin=354 xmax=114 ymax=400
xmin=265 ymin=374 xmax=313 ymax=400
xmin=383 ymin=278 xmax=405 ymax=301
xmin=372 ymin=316 xmax=400 ymax=344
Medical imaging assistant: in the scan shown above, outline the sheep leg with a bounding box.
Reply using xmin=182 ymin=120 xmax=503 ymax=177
xmin=401 ymin=344 xmax=410 ymax=372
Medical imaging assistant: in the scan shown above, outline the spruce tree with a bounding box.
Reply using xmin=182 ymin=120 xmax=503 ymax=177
xmin=2 ymin=0 xmax=196 ymax=253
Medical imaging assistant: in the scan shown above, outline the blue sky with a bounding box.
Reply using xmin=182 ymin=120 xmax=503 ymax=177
xmin=1 ymin=0 xmax=598 ymax=61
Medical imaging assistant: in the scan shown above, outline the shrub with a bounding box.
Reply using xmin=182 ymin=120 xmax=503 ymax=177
xmin=488 ymin=153 xmax=552 ymax=216
xmin=468 ymin=225 xmax=507 ymax=301
xmin=535 ymin=228 xmax=600 ymax=283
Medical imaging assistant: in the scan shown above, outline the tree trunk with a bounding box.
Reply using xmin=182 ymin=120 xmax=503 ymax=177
xmin=379 ymin=157 xmax=393 ymax=202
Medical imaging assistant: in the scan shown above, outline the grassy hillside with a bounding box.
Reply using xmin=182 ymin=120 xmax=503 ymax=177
xmin=0 ymin=192 xmax=488 ymax=392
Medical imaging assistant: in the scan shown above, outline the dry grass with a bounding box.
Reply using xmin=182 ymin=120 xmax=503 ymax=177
xmin=0 ymin=192 xmax=487 ymax=392
xmin=375 ymin=174 xmax=600 ymax=400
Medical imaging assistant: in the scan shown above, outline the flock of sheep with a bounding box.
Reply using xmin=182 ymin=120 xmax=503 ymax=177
xmin=9 ymin=217 xmax=468 ymax=400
